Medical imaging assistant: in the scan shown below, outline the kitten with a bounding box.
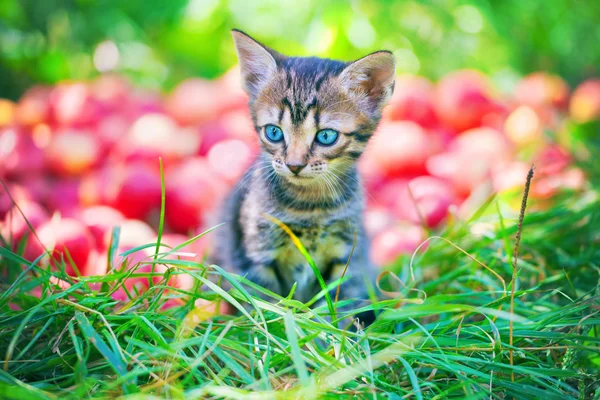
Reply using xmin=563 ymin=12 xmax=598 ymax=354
xmin=212 ymin=30 xmax=395 ymax=322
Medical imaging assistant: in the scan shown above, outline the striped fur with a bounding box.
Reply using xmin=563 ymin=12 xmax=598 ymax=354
xmin=211 ymin=30 xmax=395 ymax=322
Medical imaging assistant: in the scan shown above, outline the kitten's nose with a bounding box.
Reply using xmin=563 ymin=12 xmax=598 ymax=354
xmin=286 ymin=163 xmax=306 ymax=175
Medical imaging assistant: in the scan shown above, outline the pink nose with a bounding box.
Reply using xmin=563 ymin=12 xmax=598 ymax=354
xmin=287 ymin=163 xmax=306 ymax=175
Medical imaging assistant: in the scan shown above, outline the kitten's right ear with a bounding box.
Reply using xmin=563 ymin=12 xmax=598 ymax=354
xmin=231 ymin=30 xmax=279 ymax=98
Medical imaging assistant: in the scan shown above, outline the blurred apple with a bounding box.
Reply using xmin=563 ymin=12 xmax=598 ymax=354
xmin=435 ymin=70 xmax=501 ymax=133
xmin=492 ymin=161 xmax=530 ymax=192
xmin=361 ymin=121 xmax=432 ymax=178
xmin=79 ymin=165 xmax=121 ymax=207
xmin=450 ymin=127 xmax=512 ymax=161
xmin=107 ymin=163 xmax=162 ymax=220
xmin=515 ymin=72 xmax=570 ymax=110
xmin=121 ymin=113 xmax=201 ymax=162
xmin=96 ymin=114 xmax=131 ymax=149
xmin=46 ymin=129 xmax=101 ymax=176
xmin=0 ymin=127 xmax=46 ymax=178
xmin=384 ymin=74 xmax=438 ymax=128
xmin=90 ymin=74 xmax=131 ymax=111
xmin=534 ymin=145 xmax=570 ymax=176
xmin=166 ymin=78 xmax=223 ymax=125
xmin=197 ymin=121 xmax=231 ymax=156
xmin=504 ymin=106 xmax=543 ymax=146
xmin=166 ymin=158 xmax=227 ymax=233
xmin=24 ymin=218 xmax=94 ymax=276
xmin=216 ymin=66 xmax=250 ymax=113
xmin=80 ymin=206 xmax=125 ymax=249
xmin=371 ymin=223 xmax=425 ymax=266
xmin=569 ymin=79 xmax=600 ymax=123
xmin=0 ymin=99 xmax=15 ymax=127
xmin=364 ymin=206 xmax=395 ymax=237
xmin=207 ymin=139 xmax=253 ymax=184
xmin=15 ymin=86 xmax=51 ymax=126
xmin=394 ymin=176 xmax=455 ymax=228
xmin=1 ymin=200 xmax=49 ymax=246
xmin=44 ymin=179 xmax=81 ymax=218
xmin=50 ymin=83 xmax=101 ymax=127
xmin=0 ymin=183 xmax=34 ymax=219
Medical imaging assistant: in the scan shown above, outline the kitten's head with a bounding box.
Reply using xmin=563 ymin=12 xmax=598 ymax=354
xmin=232 ymin=30 xmax=395 ymax=186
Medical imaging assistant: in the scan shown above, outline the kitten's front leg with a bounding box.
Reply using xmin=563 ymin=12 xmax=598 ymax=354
xmin=242 ymin=261 xmax=284 ymax=301
xmin=325 ymin=256 xmax=376 ymax=327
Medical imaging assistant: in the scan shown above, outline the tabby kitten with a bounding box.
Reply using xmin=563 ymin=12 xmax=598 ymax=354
xmin=213 ymin=30 xmax=395 ymax=321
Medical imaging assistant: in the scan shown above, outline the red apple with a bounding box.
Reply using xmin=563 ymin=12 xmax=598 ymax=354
xmin=107 ymin=163 xmax=162 ymax=220
xmin=90 ymin=74 xmax=131 ymax=112
xmin=46 ymin=129 xmax=101 ymax=176
xmin=370 ymin=223 xmax=425 ymax=266
xmin=450 ymin=127 xmax=512 ymax=161
xmin=569 ymin=79 xmax=600 ymax=123
xmin=435 ymin=70 xmax=500 ymax=133
xmin=166 ymin=158 xmax=227 ymax=233
xmin=515 ymin=72 xmax=570 ymax=110
xmin=361 ymin=121 xmax=432 ymax=179
xmin=24 ymin=218 xmax=94 ymax=276
xmin=384 ymin=74 xmax=438 ymax=128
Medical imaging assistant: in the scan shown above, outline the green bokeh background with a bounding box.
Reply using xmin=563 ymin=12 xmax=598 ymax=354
xmin=1 ymin=0 xmax=599 ymax=100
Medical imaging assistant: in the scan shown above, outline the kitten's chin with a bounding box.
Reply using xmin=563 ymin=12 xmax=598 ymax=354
xmin=284 ymin=175 xmax=316 ymax=187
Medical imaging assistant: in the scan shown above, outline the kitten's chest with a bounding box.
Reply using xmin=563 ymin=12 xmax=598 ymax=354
xmin=271 ymin=220 xmax=353 ymax=298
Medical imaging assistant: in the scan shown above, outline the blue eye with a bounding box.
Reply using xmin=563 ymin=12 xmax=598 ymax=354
xmin=265 ymin=124 xmax=284 ymax=143
xmin=315 ymin=129 xmax=339 ymax=146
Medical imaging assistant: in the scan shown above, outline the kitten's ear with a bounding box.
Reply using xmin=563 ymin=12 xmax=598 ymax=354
xmin=339 ymin=51 xmax=396 ymax=112
xmin=232 ymin=29 xmax=280 ymax=98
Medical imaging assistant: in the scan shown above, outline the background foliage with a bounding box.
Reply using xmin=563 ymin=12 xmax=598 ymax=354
xmin=1 ymin=0 xmax=600 ymax=99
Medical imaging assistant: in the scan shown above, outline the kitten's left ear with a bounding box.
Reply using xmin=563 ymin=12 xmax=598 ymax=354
xmin=231 ymin=29 xmax=281 ymax=99
xmin=339 ymin=51 xmax=396 ymax=112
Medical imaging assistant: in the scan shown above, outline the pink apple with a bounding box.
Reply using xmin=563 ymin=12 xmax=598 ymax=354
xmin=370 ymin=223 xmax=425 ymax=266
xmin=0 ymin=183 xmax=34 ymax=219
xmin=46 ymin=129 xmax=101 ymax=176
xmin=165 ymin=78 xmax=223 ymax=125
xmin=120 ymin=113 xmax=201 ymax=161
xmin=450 ymin=127 xmax=512 ymax=162
xmin=207 ymin=139 xmax=253 ymax=184
xmin=504 ymin=106 xmax=543 ymax=146
xmin=393 ymin=176 xmax=455 ymax=228
xmin=50 ymin=83 xmax=101 ymax=127
xmin=384 ymin=74 xmax=438 ymax=128
xmin=44 ymin=179 xmax=81 ymax=217
xmin=364 ymin=206 xmax=395 ymax=237
xmin=1 ymin=200 xmax=49 ymax=246
xmin=435 ymin=70 xmax=501 ymax=133
xmin=569 ymin=79 xmax=600 ymax=123
xmin=534 ymin=145 xmax=570 ymax=176
xmin=515 ymin=72 xmax=570 ymax=110
xmin=0 ymin=127 xmax=46 ymax=179
xmin=15 ymin=86 xmax=51 ymax=126
xmin=80 ymin=206 xmax=125 ymax=250
xmin=492 ymin=161 xmax=530 ymax=193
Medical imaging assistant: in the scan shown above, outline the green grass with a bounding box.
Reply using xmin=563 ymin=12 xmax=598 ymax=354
xmin=1 ymin=180 xmax=599 ymax=399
